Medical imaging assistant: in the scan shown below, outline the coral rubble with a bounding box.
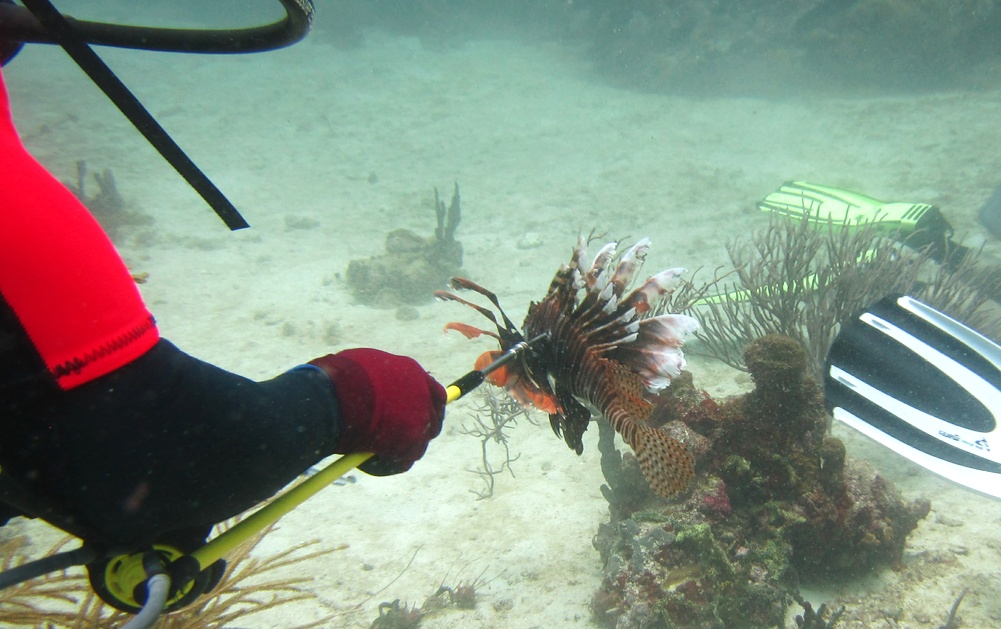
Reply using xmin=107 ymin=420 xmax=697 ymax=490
xmin=347 ymin=184 xmax=463 ymax=306
xmin=591 ymin=335 xmax=930 ymax=628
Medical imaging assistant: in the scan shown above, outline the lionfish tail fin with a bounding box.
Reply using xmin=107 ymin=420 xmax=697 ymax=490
xmin=633 ymin=424 xmax=695 ymax=497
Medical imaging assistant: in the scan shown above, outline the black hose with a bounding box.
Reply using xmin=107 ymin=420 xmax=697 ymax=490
xmin=0 ymin=546 xmax=97 ymax=590
xmin=18 ymin=0 xmax=253 ymax=229
xmin=0 ymin=0 xmax=313 ymax=54
xmin=0 ymin=0 xmax=315 ymax=228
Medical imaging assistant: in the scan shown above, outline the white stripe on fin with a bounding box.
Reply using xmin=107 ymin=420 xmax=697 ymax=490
xmin=624 ymin=267 xmax=687 ymax=314
xmin=611 ymin=238 xmax=651 ymax=294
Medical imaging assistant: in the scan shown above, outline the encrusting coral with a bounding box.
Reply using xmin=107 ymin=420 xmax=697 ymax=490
xmin=591 ymin=335 xmax=930 ymax=628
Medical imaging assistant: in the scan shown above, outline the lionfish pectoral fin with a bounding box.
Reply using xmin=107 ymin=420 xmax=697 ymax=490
xmin=443 ymin=321 xmax=500 ymax=341
xmin=473 ymin=350 xmax=501 ymax=370
xmin=435 ymin=289 xmax=506 ymax=334
xmin=505 ymin=377 xmax=559 ymax=415
xmin=446 ymin=276 xmax=522 ymax=338
xmin=548 ymin=413 xmax=563 ymax=440
xmin=474 ymin=350 xmax=559 ymax=412
xmin=474 ymin=351 xmax=510 ymax=386
xmin=632 ymin=424 xmax=695 ymax=498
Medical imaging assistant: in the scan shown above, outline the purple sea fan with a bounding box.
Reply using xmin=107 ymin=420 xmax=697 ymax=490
xmin=436 ymin=237 xmax=700 ymax=497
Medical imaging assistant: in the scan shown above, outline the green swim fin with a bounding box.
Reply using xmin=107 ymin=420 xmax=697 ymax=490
xmin=826 ymin=295 xmax=1001 ymax=499
xmin=758 ymin=181 xmax=958 ymax=264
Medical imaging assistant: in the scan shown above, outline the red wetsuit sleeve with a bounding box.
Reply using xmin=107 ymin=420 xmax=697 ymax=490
xmin=0 ymin=68 xmax=158 ymax=390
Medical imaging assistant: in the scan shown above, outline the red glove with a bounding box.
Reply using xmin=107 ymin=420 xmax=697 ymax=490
xmin=309 ymin=348 xmax=446 ymax=475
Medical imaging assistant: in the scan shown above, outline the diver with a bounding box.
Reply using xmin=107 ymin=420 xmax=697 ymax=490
xmin=0 ymin=53 xmax=445 ymax=554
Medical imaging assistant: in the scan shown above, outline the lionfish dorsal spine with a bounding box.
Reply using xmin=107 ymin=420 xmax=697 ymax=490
xmin=586 ymin=242 xmax=617 ymax=286
xmin=622 ymin=267 xmax=687 ymax=314
xmin=599 ymin=283 xmax=618 ymax=313
xmin=610 ymin=238 xmax=650 ymax=293
xmin=586 ymin=307 xmax=639 ymax=340
xmin=613 ymin=314 xmax=699 ymax=391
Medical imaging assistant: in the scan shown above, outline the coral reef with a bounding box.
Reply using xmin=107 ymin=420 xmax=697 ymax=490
xmin=563 ymin=0 xmax=1001 ymax=92
xmin=591 ymin=335 xmax=930 ymax=628
xmin=794 ymin=0 xmax=1001 ymax=89
xmin=347 ymin=184 xmax=463 ymax=306
xmin=322 ymin=1 xmax=1001 ymax=93
xmin=64 ymin=160 xmax=154 ymax=241
xmin=0 ymin=532 xmax=91 ymax=626
xmin=938 ymin=587 xmax=968 ymax=629
xmin=793 ymin=596 xmax=845 ymax=629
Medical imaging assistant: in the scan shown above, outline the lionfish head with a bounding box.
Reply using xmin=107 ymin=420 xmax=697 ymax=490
xmin=434 ymin=277 xmax=561 ymax=414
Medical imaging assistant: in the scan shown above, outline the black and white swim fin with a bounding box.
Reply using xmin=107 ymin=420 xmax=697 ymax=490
xmin=825 ymin=295 xmax=1001 ymax=499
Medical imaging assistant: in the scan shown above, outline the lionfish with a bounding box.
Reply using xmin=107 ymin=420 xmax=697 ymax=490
xmin=435 ymin=237 xmax=699 ymax=497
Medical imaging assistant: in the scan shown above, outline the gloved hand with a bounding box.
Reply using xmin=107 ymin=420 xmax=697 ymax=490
xmin=308 ymin=348 xmax=446 ymax=475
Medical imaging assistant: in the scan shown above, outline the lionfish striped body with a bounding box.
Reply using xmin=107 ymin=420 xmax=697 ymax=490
xmin=435 ymin=237 xmax=699 ymax=497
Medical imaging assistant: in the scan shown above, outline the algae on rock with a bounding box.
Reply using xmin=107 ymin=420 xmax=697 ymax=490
xmin=346 ymin=183 xmax=463 ymax=306
xmin=591 ymin=335 xmax=930 ymax=628
xmin=64 ymin=160 xmax=154 ymax=242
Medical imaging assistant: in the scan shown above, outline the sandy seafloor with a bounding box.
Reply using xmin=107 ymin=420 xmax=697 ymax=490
xmin=6 ymin=14 xmax=1001 ymax=629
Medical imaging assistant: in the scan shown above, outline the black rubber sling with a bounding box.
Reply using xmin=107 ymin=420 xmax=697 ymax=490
xmin=12 ymin=1 xmax=313 ymax=230
xmin=19 ymin=0 xmax=247 ymax=229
